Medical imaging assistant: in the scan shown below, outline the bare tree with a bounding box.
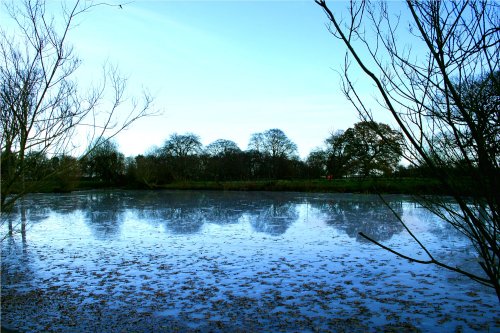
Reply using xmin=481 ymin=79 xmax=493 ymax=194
xmin=248 ymin=129 xmax=298 ymax=159
xmin=159 ymin=133 xmax=202 ymax=180
xmin=316 ymin=0 xmax=499 ymax=300
xmin=0 ymin=0 xmax=156 ymax=211
xmin=161 ymin=133 xmax=202 ymax=158
xmin=205 ymin=139 xmax=241 ymax=157
xmin=204 ymin=139 xmax=243 ymax=181
xmin=248 ymin=129 xmax=298 ymax=179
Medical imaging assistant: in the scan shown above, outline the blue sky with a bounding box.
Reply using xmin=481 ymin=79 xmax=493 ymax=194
xmin=4 ymin=0 xmax=409 ymax=158
xmin=68 ymin=0 xmax=367 ymax=158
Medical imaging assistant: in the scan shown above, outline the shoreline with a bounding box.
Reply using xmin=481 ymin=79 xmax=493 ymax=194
xmin=10 ymin=177 xmax=465 ymax=197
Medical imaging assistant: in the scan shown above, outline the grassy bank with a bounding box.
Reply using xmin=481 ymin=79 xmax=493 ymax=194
xmin=155 ymin=178 xmax=447 ymax=195
xmin=9 ymin=177 xmax=475 ymax=196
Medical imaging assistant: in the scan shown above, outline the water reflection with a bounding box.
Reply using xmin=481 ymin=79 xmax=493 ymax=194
xmin=157 ymin=207 xmax=206 ymax=234
xmin=128 ymin=191 xmax=301 ymax=235
xmin=1 ymin=191 xmax=409 ymax=241
xmin=1 ymin=197 xmax=50 ymax=244
xmin=310 ymin=195 xmax=404 ymax=242
xmin=2 ymin=197 xmax=51 ymax=226
xmin=135 ymin=191 xmax=212 ymax=234
xmin=249 ymin=202 xmax=299 ymax=236
xmin=81 ymin=192 xmax=127 ymax=240
xmin=3 ymin=191 xmax=497 ymax=332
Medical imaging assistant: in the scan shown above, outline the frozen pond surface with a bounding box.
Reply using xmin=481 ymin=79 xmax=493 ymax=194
xmin=1 ymin=190 xmax=498 ymax=332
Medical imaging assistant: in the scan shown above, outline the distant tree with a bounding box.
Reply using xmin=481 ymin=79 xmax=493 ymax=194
xmin=248 ymin=133 xmax=265 ymax=155
xmin=246 ymin=133 xmax=267 ymax=178
xmin=306 ymin=149 xmax=327 ymax=179
xmin=133 ymin=153 xmax=171 ymax=187
xmin=248 ymin=129 xmax=298 ymax=179
xmin=249 ymin=129 xmax=298 ymax=160
xmin=204 ymin=139 xmax=244 ymax=180
xmin=324 ymin=130 xmax=353 ymax=178
xmin=322 ymin=123 xmax=403 ymax=178
xmin=124 ymin=156 xmax=138 ymax=185
xmin=344 ymin=121 xmax=404 ymax=177
xmin=49 ymin=155 xmax=80 ymax=192
xmin=160 ymin=133 xmax=202 ymax=180
xmin=205 ymin=139 xmax=241 ymax=157
xmin=242 ymin=149 xmax=264 ymax=179
xmin=161 ymin=133 xmax=202 ymax=157
xmin=80 ymin=140 xmax=125 ymax=184
xmin=433 ymin=71 xmax=500 ymax=173
xmin=0 ymin=0 xmax=155 ymax=210
xmin=23 ymin=152 xmax=51 ymax=181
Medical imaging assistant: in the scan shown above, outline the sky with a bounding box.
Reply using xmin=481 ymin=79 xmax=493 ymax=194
xmin=71 ymin=0 xmax=368 ymax=158
xmin=3 ymin=0 xmax=405 ymax=158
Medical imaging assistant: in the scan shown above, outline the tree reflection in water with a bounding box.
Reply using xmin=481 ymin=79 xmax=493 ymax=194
xmin=131 ymin=191 xmax=300 ymax=236
xmin=81 ymin=192 xmax=127 ymax=240
xmin=1 ymin=191 xmax=410 ymax=241
xmin=157 ymin=207 xmax=206 ymax=234
xmin=2 ymin=191 xmax=498 ymax=332
xmin=1 ymin=196 xmax=51 ymax=242
xmin=311 ymin=195 xmax=404 ymax=242
xmin=248 ymin=202 xmax=298 ymax=236
xmin=134 ymin=191 xmax=210 ymax=234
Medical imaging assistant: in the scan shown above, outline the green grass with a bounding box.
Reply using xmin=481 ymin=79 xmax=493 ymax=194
xmin=156 ymin=178 xmax=446 ymax=195
xmin=9 ymin=177 xmax=474 ymax=196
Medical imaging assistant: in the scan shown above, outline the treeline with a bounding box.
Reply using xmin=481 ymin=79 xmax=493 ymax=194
xmin=2 ymin=121 xmax=417 ymax=192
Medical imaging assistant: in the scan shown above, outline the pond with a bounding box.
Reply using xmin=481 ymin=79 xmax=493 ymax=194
xmin=1 ymin=190 xmax=498 ymax=332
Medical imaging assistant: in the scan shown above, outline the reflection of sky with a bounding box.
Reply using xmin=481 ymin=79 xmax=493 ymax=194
xmin=0 ymin=191 xmax=474 ymax=249
xmin=2 ymin=191 xmax=497 ymax=332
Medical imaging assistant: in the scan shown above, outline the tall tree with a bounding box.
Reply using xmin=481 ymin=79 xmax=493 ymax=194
xmin=324 ymin=129 xmax=352 ymax=178
xmin=161 ymin=133 xmax=202 ymax=158
xmin=204 ymin=139 xmax=243 ymax=180
xmin=344 ymin=121 xmax=404 ymax=177
xmin=205 ymin=139 xmax=241 ymax=157
xmin=0 ymin=0 xmax=155 ymax=210
xmin=132 ymin=153 xmax=171 ymax=188
xmin=160 ymin=133 xmax=202 ymax=180
xmin=248 ymin=129 xmax=298 ymax=179
xmin=81 ymin=140 xmax=125 ymax=184
xmin=306 ymin=149 xmax=327 ymax=179
xmin=248 ymin=129 xmax=298 ymax=160
xmin=316 ymin=0 xmax=499 ymax=299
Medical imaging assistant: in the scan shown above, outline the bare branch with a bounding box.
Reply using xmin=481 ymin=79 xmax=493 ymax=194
xmin=317 ymin=0 xmax=499 ymax=300
xmin=1 ymin=0 xmax=158 ymax=211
